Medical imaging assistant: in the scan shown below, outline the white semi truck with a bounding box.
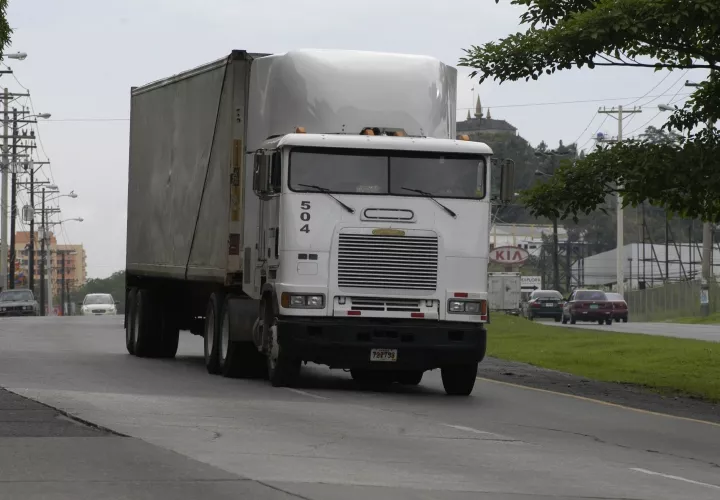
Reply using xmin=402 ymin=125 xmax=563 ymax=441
xmin=124 ymin=49 xmax=514 ymax=396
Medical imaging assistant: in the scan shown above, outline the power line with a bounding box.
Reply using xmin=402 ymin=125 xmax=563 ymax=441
xmin=458 ymin=92 xmax=692 ymax=111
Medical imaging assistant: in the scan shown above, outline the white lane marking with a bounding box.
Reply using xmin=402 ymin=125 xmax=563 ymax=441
xmin=441 ymin=424 xmax=494 ymax=435
xmin=630 ymin=468 xmax=720 ymax=490
xmin=284 ymin=388 xmax=329 ymax=400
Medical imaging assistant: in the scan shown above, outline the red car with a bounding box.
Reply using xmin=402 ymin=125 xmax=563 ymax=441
xmin=606 ymin=292 xmax=629 ymax=323
xmin=561 ymin=289 xmax=613 ymax=325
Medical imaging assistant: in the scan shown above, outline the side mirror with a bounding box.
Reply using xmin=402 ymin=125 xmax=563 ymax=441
xmin=499 ymin=159 xmax=515 ymax=203
xmin=252 ymin=153 xmax=270 ymax=194
xmin=114 ymin=301 xmax=120 ymax=305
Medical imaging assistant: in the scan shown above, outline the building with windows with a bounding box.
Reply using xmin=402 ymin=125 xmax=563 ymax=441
xmin=457 ymin=96 xmax=518 ymax=139
xmin=12 ymin=231 xmax=87 ymax=298
xmin=490 ymin=223 xmax=568 ymax=257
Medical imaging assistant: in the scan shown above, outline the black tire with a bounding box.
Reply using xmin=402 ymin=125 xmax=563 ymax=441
xmin=554 ymin=315 xmax=561 ymax=323
xmin=264 ymin=301 xmax=301 ymax=387
xmin=598 ymin=319 xmax=604 ymax=325
xmin=605 ymin=319 xmax=612 ymax=325
xmin=623 ymin=317 xmax=628 ymax=323
xmin=396 ymin=370 xmax=424 ymax=386
xmin=133 ymin=289 xmax=160 ymax=358
xmin=561 ymin=314 xmax=568 ymax=325
xmin=204 ymin=292 xmax=224 ymax=375
xmin=125 ymin=288 xmax=137 ymax=355
xmin=441 ymin=364 xmax=477 ymax=396
xmin=528 ymin=314 xmax=534 ymax=321
xmin=570 ymin=314 xmax=577 ymax=325
xmin=157 ymin=303 xmax=180 ymax=359
xmin=218 ymin=298 xmax=267 ymax=379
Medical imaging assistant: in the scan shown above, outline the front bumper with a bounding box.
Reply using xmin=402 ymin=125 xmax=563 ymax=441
xmin=82 ymin=310 xmax=116 ymax=316
xmin=277 ymin=316 xmax=487 ymax=371
xmin=0 ymin=310 xmax=36 ymax=317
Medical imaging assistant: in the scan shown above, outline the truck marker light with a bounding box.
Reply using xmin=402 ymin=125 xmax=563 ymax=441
xmin=411 ymin=312 xmax=425 ymax=318
xmin=295 ymin=126 xmax=306 ymax=133
xmin=347 ymin=310 xmax=361 ymax=316
xmin=454 ymin=292 xmax=469 ymax=298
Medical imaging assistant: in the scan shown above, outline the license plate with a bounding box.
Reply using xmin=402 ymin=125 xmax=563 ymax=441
xmin=590 ymin=304 xmax=599 ymax=309
xmin=544 ymin=303 xmax=554 ymax=307
xmin=370 ymin=349 xmax=397 ymax=362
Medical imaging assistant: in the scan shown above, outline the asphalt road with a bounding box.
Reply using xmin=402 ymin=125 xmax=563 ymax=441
xmin=1 ymin=316 xmax=719 ymax=499
xmin=542 ymin=319 xmax=720 ymax=342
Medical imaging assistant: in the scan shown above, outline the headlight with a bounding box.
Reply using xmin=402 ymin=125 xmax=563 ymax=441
xmin=24 ymin=305 xmax=32 ymax=311
xmin=447 ymin=300 xmax=486 ymax=315
xmin=281 ymin=293 xmax=325 ymax=309
xmin=0 ymin=307 xmax=5 ymax=312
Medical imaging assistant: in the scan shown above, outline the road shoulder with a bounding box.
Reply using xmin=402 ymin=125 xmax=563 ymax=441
xmin=478 ymin=357 xmax=720 ymax=425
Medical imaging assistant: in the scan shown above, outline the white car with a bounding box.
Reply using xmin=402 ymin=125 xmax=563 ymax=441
xmin=81 ymin=293 xmax=118 ymax=316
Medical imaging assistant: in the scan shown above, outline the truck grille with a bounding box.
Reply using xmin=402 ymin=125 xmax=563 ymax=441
xmin=337 ymin=234 xmax=438 ymax=290
xmin=348 ymin=297 xmax=422 ymax=312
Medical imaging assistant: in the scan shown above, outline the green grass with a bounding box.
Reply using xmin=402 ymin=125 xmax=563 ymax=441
xmin=486 ymin=315 xmax=720 ymax=402
xmin=665 ymin=312 xmax=720 ymax=325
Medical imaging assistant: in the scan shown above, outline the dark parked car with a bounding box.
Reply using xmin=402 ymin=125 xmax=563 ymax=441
xmin=0 ymin=289 xmax=39 ymax=317
xmin=562 ymin=289 xmax=612 ymax=325
xmin=526 ymin=289 xmax=563 ymax=322
xmin=606 ymin=292 xmax=629 ymax=323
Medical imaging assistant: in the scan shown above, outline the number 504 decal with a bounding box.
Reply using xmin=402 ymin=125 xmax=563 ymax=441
xmin=300 ymin=201 xmax=311 ymax=233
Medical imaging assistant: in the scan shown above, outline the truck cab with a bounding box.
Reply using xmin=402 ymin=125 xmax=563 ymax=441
xmin=247 ymin=131 xmax=512 ymax=394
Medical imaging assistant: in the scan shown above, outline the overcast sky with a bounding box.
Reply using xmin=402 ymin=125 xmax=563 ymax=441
xmin=4 ymin=0 xmax=707 ymax=278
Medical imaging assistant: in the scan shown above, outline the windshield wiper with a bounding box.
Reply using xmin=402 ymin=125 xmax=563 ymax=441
xmin=298 ymin=184 xmax=355 ymax=214
xmin=401 ymin=187 xmax=457 ymax=218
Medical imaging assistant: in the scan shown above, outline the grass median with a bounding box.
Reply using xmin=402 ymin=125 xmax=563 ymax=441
xmin=666 ymin=312 xmax=720 ymax=325
xmin=486 ymin=314 xmax=720 ymax=402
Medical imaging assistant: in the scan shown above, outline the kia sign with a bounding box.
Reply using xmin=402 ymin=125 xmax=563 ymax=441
xmin=490 ymin=246 xmax=530 ymax=266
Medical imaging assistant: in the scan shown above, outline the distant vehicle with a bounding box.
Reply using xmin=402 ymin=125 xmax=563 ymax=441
xmin=0 ymin=289 xmax=39 ymax=317
xmin=562 ymin=289 xmax=612 ymax=325
xmin=525 ymin=289 xmax=563 ymax=322
xmin=80 ymin=294 xmax=119 ymax=316
xmin=606 ymin=292 xmax=629 ymax=323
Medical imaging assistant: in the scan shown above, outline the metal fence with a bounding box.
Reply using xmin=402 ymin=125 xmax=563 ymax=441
xmin=625 ymin=280 xmax=720 ymax=322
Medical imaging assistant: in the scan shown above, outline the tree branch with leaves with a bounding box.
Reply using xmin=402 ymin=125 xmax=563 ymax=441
xmin=460 ymin=0 xmax=720 ymax=222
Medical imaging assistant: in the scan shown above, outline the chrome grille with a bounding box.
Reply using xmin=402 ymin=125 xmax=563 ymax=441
xmin=349 ymin=297 xmax=422 ymax=312
xmin=337 ymin=234 xmax=438 ymax=290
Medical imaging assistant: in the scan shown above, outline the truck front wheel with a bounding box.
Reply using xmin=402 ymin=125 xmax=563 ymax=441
xmin=441 ymin=364 xmax=478 ymax=396
xmin=204 ymin=292 xmax=225 ymax=375
xmin=264 ymin=303 xmax=301 ymax=387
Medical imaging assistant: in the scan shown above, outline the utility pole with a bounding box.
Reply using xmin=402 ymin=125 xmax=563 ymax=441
xmin=684 ymin=80 xmax=713 ymax=315
xmin=40 ymin=187 xmax=46 ymax=315
xmin=1 ymin=88 xmax=8 ymax=290
xmin=60 ymin=250 xmax=65 ymax=316
xmin=8 ymin=109 xmax=17 ymax=288
xmin=598 ymin=105 xmax=642 ymax=296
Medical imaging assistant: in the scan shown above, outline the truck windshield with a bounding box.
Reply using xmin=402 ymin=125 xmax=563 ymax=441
xmin=289 ymin=148 xmax=486 ymax=199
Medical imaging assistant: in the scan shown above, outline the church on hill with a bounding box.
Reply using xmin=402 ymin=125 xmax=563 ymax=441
xmin=457 ymin=96 xmax=517 ymax=138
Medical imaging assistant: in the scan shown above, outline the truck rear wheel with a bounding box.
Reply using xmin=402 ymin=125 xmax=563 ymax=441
xmin=264 ymin=303 xmax=301 ymax=387
xmin=441 ymin=364 xmax=477 ymax=396
xmin=133 ymin=289 xmax=160 ymax=358
xmin=157 ymin=303 xmax=180 ymax=359
xmin=219 ymin=299 xmax=266 ymax=379
xmin=125 ymin=288 xmax=138 ymax=355
xmin=204 ymin=292 xmax=224 ymax=375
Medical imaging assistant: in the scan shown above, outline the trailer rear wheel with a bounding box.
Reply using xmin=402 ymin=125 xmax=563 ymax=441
xmin=157 ymin=303 xmax=180 ymax=359
xmin=133 ymin=289 xmax=160 ymax=358
xmin=441 ymin=364 xmax=477 ymax=396
xmin=203 ymin=292 xmax=224 ymax=375
xmin=219 ymin=299 xmax=267 ymax=379
xmin=125 ymin=288 xmax=138 ymax=355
